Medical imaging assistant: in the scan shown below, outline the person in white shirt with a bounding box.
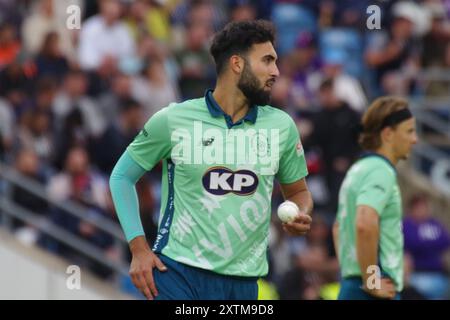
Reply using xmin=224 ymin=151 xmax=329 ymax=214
xmin=78 ymin=0 xmax=136 ymax=71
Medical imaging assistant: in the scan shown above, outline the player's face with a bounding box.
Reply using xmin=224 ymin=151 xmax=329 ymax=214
xmin=392 ymin=118 xmax=418 ymax=160
xmin=238 ymin=42 xmax=279 ymax=106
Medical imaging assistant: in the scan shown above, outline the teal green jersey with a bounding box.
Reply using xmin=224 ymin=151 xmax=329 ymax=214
xmin=127 ymin=90 xmax=308 ymax=277
xmin=336 ymin=153 xmax=404 ymax=291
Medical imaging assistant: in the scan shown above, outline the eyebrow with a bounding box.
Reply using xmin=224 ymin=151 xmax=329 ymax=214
xmin=262 ymin=54 xmax=277 ymax=61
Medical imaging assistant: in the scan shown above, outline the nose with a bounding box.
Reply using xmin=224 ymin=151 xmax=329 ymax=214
xmin=411 ymin=132 xmax=418 ymax=145
xmin=271 ymin=64 xmax=280 ymax=78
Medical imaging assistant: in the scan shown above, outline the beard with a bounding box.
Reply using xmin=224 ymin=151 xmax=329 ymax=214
xmin=237 ymin=63 xmax=272 ymax=107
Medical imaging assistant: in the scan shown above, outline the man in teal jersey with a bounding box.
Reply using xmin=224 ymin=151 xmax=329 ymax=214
xmin=109 ymin=20 xmax=313 ymax=300
xmin=333 ymin=97 xmax=418 ymax=300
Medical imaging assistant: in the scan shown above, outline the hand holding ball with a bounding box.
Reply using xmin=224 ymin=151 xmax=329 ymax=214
xmin=277 ymin=200 xmax=300 ymax=223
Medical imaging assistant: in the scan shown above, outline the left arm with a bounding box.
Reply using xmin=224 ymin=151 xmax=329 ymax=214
xmin=280 ymin=178 xmax=313 ymax=236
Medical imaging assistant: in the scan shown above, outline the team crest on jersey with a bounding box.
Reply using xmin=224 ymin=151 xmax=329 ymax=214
xmin=202 ymin=167 xmax=259 ymax=196
xmin=251 ymin=131 xmax=270 ymax=157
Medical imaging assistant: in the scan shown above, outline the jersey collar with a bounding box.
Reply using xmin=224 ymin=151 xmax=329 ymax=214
xmin=359 ymin=151 xmax=397 ymax=173
xmin=205 ymin=89 xmax=258 ymax=128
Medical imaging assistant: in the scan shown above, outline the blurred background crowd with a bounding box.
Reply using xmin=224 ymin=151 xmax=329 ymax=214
xmin=0 ymin=0 xmax=449 ymax=300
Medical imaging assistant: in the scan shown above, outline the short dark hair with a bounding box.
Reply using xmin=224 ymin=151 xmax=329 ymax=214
xmin=209 ymin=20 xmax=275 ymax=75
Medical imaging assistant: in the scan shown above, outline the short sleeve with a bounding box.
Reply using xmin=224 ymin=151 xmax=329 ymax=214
xmin=356 ymin=168 xmax=394 ymax=216
xmin=276 ymin=117 xmax=308 ymax=184
xmin=126 ymin=108 xmax=172 ymax=171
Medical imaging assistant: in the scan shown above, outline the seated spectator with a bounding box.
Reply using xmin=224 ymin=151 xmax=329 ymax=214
xmin=0 ymin=22 xmax=21 ymax=70
xmin=403 ymin=194 xmax=450 ymax=299
xmin=34 ymin=31 xmax=69 ymax=82
xmin=47 ymin=146 xmax=109 ymax=211
xmin=93 ymin=99 xmax=143 ymax=174
xmin=308 ymin=78 xmax=360 ymax=214
xmin=321 ymin=49 xmax=367 ymax=113
xmin=11 ymin=149 xmax=49 ymax=232
xmin=424 ymin=43 xmax=450 ymax=98
xmin=15 ymin=109 xmax=54 ymax=164
xmin=285 ymin=31 xmax=322 ymax=113
xmin=421 ymin=1 xmax=450 ymax=68
xmin=21 ymin=0 xmax=76 ymax=60
xmin=0 ymin=61 xmax=31 ymax=111
xmin=40 ymin=146 xmax=115 ymax=277
xmin=365 ymin=4 xmax=420 ymax=95
xmin=78 ymin=0 xmax=136 ymax=71
xmin=174 ymin=21 xmax=215 ymax=99
xmin=131 ymin=59 xmax=179 ymax=119
xmin=53 ymin=70 xmax=105 ymax=168
xmin=124 ymin=0 xmax=173 ymax=44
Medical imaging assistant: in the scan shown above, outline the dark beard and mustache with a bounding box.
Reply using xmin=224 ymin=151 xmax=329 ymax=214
xmin=237 ymin=62 xmax=273 ymax=107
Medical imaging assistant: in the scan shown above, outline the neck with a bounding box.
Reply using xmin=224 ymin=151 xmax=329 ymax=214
xmin=212 ymin=80 xmax=249 ymax=123
xmin=374 ymin=145 xmax=398 ymax=166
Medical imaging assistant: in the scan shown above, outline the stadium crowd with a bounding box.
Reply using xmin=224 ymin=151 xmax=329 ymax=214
xmin=0 ymin=0 xmax=449 ymax=299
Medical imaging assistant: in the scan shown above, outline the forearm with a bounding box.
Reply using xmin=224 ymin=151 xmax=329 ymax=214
xmin=356 ymin=222 xmax=379 ymax=285
xmin=332 ymin=222 xmax=339 ymax=262
xmin=287 ymin=189 xmax=313 ymax=216
xmin=109 ymin=150 xmax=147 ymax=243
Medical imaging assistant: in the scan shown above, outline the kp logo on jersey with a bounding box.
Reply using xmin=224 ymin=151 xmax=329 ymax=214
xmin=202 ymin=167 xmax=259 ymax=196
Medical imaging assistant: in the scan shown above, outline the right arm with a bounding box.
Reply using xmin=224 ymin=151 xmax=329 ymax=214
xmin=354 ymin=166 xmax=398 ymax=299
xmin=110 ymin=108 xmax=172 ymax=299
xmin=332 ymin=221 xmax=339 ymax=262
xmin=355 ymin=205 xmax=395 ymax=299
xmin=109 ymin=151 xmax=167 ymax=300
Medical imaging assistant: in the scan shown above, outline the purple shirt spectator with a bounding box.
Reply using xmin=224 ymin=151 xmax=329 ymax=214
xmin=403 ymin=217 xmax=450 ymax=272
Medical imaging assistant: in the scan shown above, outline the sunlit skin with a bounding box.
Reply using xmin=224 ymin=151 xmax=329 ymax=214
xmin=212 ymin=41 xmax=279 ymax=123
xmin=377 ymin=117 xmax=418 ymax=165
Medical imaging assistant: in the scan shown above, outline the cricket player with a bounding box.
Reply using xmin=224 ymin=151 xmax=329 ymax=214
xmin=109 ymin=20 xmax=313 ymax=300
xmin=333 ymin=97 xmax=418 ymax=300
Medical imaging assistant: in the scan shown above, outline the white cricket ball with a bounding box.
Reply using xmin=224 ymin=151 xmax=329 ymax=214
xmin=277 ymin=200 xmax=299 ymax=223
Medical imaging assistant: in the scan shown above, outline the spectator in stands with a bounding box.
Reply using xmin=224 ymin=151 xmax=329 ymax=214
xmin=94 ymin=99 xmax=143 ymax=175
xmin=424 ymin=42 xmax=450 ymax=98
xmin=10 ymin=149 xmax=49 ymax=247
xmin=403 ymin=194 xmax=450 ymax=299
xmin=421 ymin=1 xmax=450 ymax=68
xmin=124 ymin=0 xmax=173 ymax=44
xmin=41 ymin=146 xmax=116 ymax=277
xmin=15 ymin=109 xmax=54 ymax=164
xmin=0 ymin=22 xmax=21 ymax=70
xmin=34 ymin=32 xmax=69 ymax=82
xmin=286 ymin=31 xmax=322 ymax=113
xmin=21 ymin=0 xmax=76 ymax=61
xmin=53 ymin=70 xmax=105 ymax=168
xmin=131 ymin=59 xmax=179 ymax=119
xmin=174 ymin=20 xmax=216 ymax=99
xmin=98 ymin=72 xmax=141 ymax=124
xmin=229 ymin=1 xmax=257 ymax=22
xmin=47 ymin=146 xmax=109 ymax=211
xmin=321 ymin=49 xmax=367 ymax=113
xmin=0 ymin=61 xmax=31 ymax=112
xmin=365 ymin=4 xmax=420 ymax=95
xmin=11 ymin=148 xmax=49 ymax=228
xmin=78 ymin=0 xmax=136 ymax=71
xmin=308 ymin=78 xmax=360 ymax=214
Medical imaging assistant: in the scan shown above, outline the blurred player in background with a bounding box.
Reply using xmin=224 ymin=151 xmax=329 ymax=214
xmin=109 ymin=20 xmax=313 ymax=300
xmin=333 ymin=97 xmax=418 ymax=300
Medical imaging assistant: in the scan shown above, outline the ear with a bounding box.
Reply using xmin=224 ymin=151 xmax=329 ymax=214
xmin=380 ymin=126 xmax=394 ymax=144
xmin=229 ymin=55 xmax=244 ymax=75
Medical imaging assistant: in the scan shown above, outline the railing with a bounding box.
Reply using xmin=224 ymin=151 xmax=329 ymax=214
xmin=0 ymin=162 xmax=129 ymax=286
xmin=409 ymin=95 xmax=450 ymax=196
